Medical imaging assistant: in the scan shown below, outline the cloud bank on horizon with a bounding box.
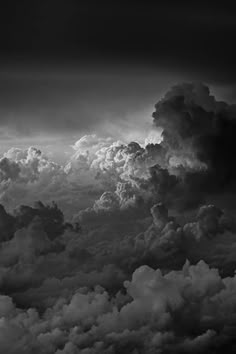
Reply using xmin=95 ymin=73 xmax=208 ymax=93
xmin=1 ymin=82 xmax=236 ymax=353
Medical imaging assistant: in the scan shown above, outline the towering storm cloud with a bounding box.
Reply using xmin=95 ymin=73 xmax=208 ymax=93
xmin=153 ymin=83 xmax=236 ymax=187
xmin=1 ymin=82 xmax=236 ymax=352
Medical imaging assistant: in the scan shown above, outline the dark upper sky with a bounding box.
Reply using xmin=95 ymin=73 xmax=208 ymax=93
xmin=0 ymin=1 xmax=235 ymax=80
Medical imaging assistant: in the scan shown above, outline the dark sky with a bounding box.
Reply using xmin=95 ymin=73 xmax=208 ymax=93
xmin=0 ymin=1 xmax=235 ymax=79
xmin=0 ymin=1 xmax=235 ymax=154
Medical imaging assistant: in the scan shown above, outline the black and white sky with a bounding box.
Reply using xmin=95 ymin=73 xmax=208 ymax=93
xmin=0 ymin=1 xmax=235 ymax=156
xmin=1 ymin=2 xmax=236 ymax=353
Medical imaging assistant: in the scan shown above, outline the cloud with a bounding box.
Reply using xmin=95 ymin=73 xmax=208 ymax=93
xmin=0 ymin=146 xmax=104 ymax=216
xmin=1 ymin=260 xmax=236 ymax=353
xmin=0 ymin=136 xmax=173 ymax=216
xmin=153 ymin=82 xmax=236 ymax=198
xmin=0 ymin=82 xmax=236 ymax=352
xmin=0 ymin=157 xmax=20 ymax=182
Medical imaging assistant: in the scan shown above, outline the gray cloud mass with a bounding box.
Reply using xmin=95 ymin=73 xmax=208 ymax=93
xmin=1 ymin=82 xmax=236 ymax=353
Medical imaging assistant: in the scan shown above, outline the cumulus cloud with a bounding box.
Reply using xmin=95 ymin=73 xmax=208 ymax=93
xmin=153 ymin=82 xmax=236 ymax=198
xmin=0 ymin=145 xmax=105 ymax=217
xmin=1 ymin=260 xmax=236 ymax=353
xmin=0 ymin=82 xmax=236 ymax=352
xmin=0 ymin=157 xmax=20 ymax=182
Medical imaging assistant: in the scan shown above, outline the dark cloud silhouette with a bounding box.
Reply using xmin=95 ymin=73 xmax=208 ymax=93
xmin=152 ymin=83 xmax=236 ymax=209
